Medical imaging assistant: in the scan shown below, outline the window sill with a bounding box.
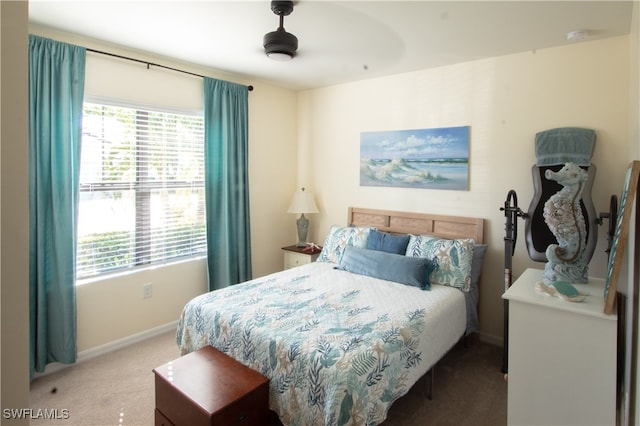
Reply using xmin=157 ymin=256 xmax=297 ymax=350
xmin=75 ymin=255 xmax=207 ymax=286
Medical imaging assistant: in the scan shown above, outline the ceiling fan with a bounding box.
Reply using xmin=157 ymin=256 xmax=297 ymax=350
xmin=263 ymin=1 xmax=298 ymax=61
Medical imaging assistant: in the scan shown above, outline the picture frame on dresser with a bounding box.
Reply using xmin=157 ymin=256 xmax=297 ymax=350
xmin=604 ymin=160 xmax=640 ymax=315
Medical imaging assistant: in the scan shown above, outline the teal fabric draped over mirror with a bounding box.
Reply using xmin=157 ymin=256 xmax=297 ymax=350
xmin=28 ymin=35 xmax=86 ymax=378
xmin=203 ymin=78 xmax=252 ymax=291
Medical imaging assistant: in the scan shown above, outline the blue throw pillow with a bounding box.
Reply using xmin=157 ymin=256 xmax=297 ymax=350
xmin=367 ymin=229 xmax=410 ymax=255
xmin=338 ymin=246 xmax=434 ymax=290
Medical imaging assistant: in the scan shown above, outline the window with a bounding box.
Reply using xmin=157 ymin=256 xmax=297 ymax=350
xmin=77 ymin=100 xmax=206 ymax=279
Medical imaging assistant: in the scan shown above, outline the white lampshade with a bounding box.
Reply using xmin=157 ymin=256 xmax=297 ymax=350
xmin=287 ymin=188 xmax=319 ymax=214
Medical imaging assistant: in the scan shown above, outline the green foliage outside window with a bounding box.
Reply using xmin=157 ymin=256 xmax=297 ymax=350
xmin=77 ymin=223 xmax=206 ymax=276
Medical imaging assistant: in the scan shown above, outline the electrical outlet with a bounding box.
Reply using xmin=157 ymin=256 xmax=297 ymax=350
xmin=143 ymin=283 xmax=152 ymax=299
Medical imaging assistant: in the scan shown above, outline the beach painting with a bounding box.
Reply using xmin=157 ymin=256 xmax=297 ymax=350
xmin=360 ymin=126 xmax=470 ymax=190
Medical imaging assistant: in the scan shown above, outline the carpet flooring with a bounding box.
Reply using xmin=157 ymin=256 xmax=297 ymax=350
xmin=30 ymin=331 xmax=506 ymax=425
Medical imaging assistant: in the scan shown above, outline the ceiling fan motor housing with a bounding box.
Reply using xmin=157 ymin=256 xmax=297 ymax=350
xmin=264 ymin=28 xmax=298 ymax=57
xmin=271 ymin=1 xmax=293 ymax=16
xmin=264 ymin=0 xmax=298 ymax=59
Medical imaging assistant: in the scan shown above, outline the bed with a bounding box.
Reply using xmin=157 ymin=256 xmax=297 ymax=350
xmin=176 ymin=207 xmax=486 ymax=426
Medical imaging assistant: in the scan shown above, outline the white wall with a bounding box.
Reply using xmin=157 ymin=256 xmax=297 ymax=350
xmin=299 ymin=36 xmax=632 ymax=343
xmin=29 ymin=25 xmax=300 ymax=354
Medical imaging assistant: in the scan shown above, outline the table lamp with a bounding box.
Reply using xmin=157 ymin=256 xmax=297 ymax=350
xmin=287 ymin=187 xmax=319 ymax=247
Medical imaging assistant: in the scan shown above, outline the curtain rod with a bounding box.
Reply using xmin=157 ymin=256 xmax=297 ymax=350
xmin=86 ymin=48 xmax=254 ymax=91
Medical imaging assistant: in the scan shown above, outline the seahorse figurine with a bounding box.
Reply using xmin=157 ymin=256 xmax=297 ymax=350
xmin=542 ymin=162 xmax=589 ymax=283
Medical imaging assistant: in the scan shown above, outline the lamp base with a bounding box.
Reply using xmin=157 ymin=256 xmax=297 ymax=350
xmin=295 ymin=213 xmax=309 ymax=247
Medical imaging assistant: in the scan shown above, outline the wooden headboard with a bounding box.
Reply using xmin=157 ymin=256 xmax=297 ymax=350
xmin=348 ymin=207 xmax=484 ymax=244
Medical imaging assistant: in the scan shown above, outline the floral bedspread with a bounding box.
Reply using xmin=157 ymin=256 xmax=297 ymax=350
xmin=176 ymin=262 xmax=465 ymax=426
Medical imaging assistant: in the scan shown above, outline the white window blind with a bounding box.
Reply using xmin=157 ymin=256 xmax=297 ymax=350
xmin=77 ymin=101 xmax=206 ymax=279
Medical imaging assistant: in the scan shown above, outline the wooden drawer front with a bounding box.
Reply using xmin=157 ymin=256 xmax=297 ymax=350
xmin=284 ymin=251 xmax=308 ymax=269
xmin=284 ymin=251 xmax=318 ymax=269
xmin=155 ymin=409 xmax=175 ymax=426
xmin=155 ymin=375 xmax=211 ymax=426
xmin=210 ymin=385 xmax=269 ymax=425
xmin=156 ymin=375 xmax=268 ymax=425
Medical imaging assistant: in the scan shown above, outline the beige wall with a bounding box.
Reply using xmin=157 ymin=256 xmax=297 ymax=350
xmin=1 ymin=1 xmax=30 ymax=422
xmin=299 ymin=36 xmax=632 ymax=343
xmin=39 ymin=31 xmax=634 ymax=351
xmin=29 ymin=26 xmax=299 ymax=355
xmin=631 ymin=2 xmax=640 ymax=162
xmin=0 ymin=0 xmax=635 ymax=419
xmin=15 ymin=2 xmax=640 ymax=401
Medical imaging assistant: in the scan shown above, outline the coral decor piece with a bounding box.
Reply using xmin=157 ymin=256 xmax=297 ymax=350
xmin=543 ymin=162 xmax=589 ymax=283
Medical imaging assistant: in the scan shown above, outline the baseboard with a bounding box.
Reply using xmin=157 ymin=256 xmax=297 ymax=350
xmin=34 ymin=321 xmax=178 ymax=378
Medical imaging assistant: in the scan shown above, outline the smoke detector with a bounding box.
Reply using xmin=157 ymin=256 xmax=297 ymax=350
xmin=567 ymin=30 xmax=589 ymax=42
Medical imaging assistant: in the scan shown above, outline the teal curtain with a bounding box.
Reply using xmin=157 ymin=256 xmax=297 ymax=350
xmin=203 ymin=78 xmax=252 ymax=291
xmin=28 ymin=35 xmax=86 ymax=378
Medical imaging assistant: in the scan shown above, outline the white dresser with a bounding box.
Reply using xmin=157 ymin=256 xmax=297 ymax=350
xmin=502 ymin=268 xmax=617 ymax=426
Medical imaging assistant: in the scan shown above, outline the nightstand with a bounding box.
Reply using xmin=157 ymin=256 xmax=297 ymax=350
xmin=282 ymin=245 xmax=321 ymax=270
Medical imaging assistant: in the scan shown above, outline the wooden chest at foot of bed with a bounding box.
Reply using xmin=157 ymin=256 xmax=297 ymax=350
xmin=153 ymin=345 xmax=270 ymax=426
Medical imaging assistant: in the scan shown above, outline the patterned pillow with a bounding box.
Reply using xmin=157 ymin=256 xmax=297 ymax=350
xmin=317 ymin=225 xmax=374 ymax=263
xmin=405 ymin=235 xmax=475 ymax=292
